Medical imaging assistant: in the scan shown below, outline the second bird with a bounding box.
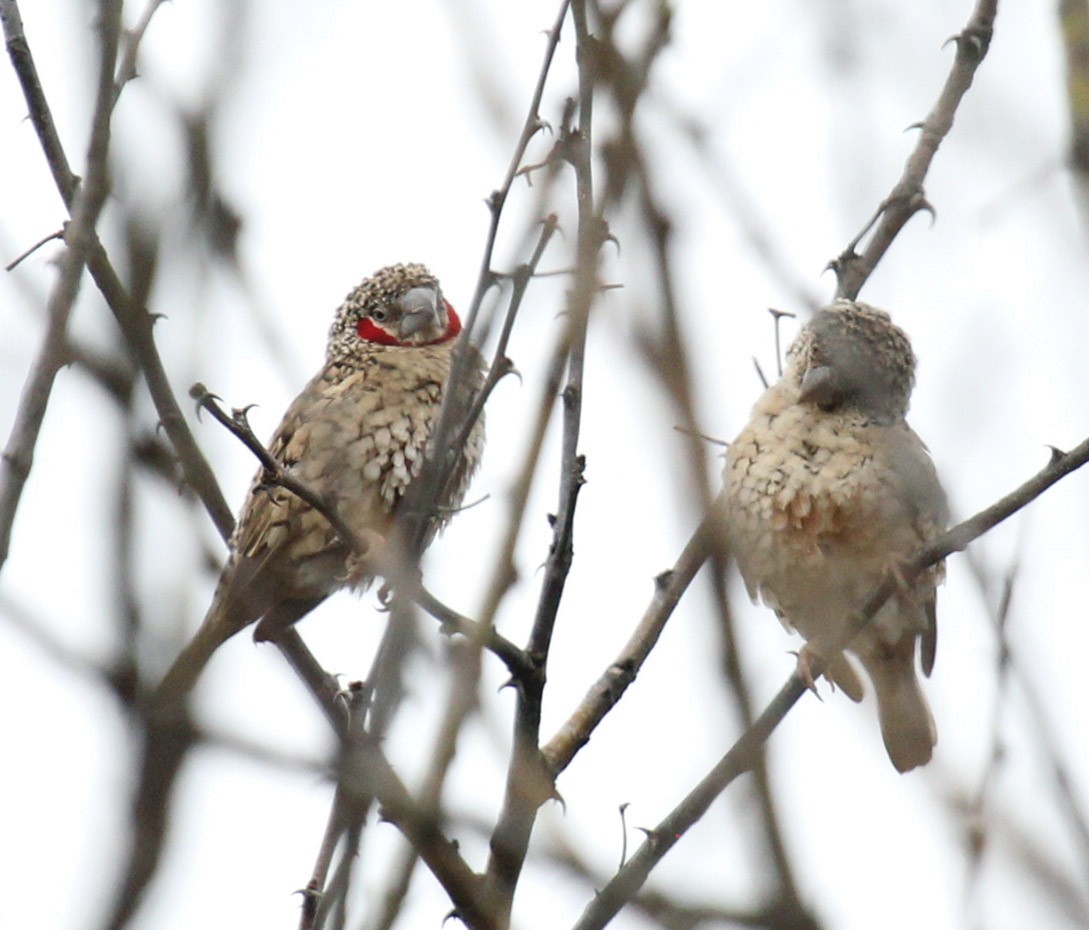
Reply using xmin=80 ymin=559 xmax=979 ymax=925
xmin=722 ymin=300 xmax=947 ymax=773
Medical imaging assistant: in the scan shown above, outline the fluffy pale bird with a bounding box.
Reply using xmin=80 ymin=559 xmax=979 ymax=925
xmin=722 ymin=300 xmax=947 ymax=772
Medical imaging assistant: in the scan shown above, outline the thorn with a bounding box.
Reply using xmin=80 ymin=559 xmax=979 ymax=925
xmin=915 ymin=197 xmax=937 ymax=226
xmin=1046 ymin=444 xmax=1066 ymax=465
xmin=904 ymin=121 xmax=925 ymax=132
xmin=654 ymin=569 xmax=674 ymax=592
xmin=293 ymin=880 xmax=322 ymax=902
xmin=753 ymin=356 xmax=769 ymax=389
xmin=671 ymin=424 xmax=728 ymax=448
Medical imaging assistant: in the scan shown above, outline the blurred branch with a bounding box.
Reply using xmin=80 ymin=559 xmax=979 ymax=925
xmin=572 ymin=435 xmax=1089 ymax=929
xmin=613 ymin=52 xmax=810 ymax=917
xmin=113 ymin=0 xmax=168 ymax=99
xmin=831 ymin=0 xmax=997 ymax=299
xmin=963 ymin=544 xmax=1089 ymax=910
xmin=0 ymin=0 xmax=119 ymax=571
xmin=669 ymin=112 xmax=822 ymax=313
xmin=962 ymin=551 xmax=1019 ymax=921
xmin=102 ymin=714 xmax=194 ymax=930
xmin=1 ymin=0 xmax=235 ymax=541
xmin=543 ymin=518 xmax=710 ymax=772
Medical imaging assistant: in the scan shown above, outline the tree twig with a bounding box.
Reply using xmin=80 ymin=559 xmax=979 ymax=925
xmin=0 ymin=0 xmax=119 ymax=573
xmin=831 ymin=0 xmax=997 ymax=298
xmin=483 ymin=3 xmax=606 ymax=919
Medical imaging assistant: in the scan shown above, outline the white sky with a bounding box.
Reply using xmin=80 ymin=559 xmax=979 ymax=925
xmin=2 ymin=1 xmax=1089 ymax=929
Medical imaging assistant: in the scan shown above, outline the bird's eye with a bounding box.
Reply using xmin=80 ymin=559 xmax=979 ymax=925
xmin=371 ymin=308 xmax=389 ymax=323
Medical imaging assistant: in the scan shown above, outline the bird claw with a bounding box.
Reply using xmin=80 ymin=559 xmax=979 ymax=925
xmin=790 ymin=645 xmax=824 ymax=700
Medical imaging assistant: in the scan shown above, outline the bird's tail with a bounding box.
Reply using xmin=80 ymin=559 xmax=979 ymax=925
xmin=149 ymin=619 xmax=234 ymax=716
xmin=865 ymin=655 xmax=936 ymax=773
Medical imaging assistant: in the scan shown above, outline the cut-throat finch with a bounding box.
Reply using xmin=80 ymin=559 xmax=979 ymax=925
xmin=722 ymin=300 xmax=947 ymax=773
xmin=152 ymin=262 xmax=485 ymax=710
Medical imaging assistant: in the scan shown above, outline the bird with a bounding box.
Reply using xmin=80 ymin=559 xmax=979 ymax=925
xmin=721 ymin=299 xmax=948 ymax=772
xmin=152 ymin=262 xmax=485 ymax=710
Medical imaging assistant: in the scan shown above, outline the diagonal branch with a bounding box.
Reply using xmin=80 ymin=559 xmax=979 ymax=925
xmin=0 ymin=0 xmax=118 ymax=572
xmin=832 ymin=0 xmax=997 ymax=299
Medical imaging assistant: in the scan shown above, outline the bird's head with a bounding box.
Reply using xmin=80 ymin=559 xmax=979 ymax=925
xmin=328 ymin=263 xmax=462 ymax=359
xmin=788 ymin=300 xmax=916 ymax=422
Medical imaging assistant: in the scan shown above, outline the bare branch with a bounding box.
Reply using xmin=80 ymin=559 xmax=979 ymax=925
xmin=831 ymin=0 xmax=997 ymax=298
xmin=0 ymin=0 xmax=120 ymax=572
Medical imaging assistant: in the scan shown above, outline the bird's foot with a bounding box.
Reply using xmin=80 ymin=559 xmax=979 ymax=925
xmin=790 ymin=644 xmax=826 ymax=699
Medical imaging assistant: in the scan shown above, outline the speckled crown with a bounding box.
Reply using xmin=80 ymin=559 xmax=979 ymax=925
xmin=326 ymin=263 xmax=440 ymax=359
xmin=789 ymin=299 xmax=917 ymax=420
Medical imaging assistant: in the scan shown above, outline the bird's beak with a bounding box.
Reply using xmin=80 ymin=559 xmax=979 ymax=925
xmin=397 ymin=287 xmax=441 ymax=338
xmin=798 ymin=364 xmax=837 ymax=405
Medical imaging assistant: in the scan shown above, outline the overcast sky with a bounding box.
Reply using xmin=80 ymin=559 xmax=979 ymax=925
xmin=2 ymin=2 xmax=1088 ymax=929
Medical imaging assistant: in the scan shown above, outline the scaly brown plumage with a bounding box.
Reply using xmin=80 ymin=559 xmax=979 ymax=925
xmin=153 ymin=263 xmax=485 ymax=709
xmin=722 ymin=300 xmax=947 ymax=772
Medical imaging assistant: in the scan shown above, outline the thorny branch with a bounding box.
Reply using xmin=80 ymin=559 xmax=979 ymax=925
xmin=483 ymin=1 xmax=612 ymax=920
xmin=189 ymin=384 xmax=528 ymax=679
xmin=832 ymin=0 xmax=997 ymax=298
xmin=286 ymin=13 xmax=578 ymax=927
xmin=571 ymin=435 xmax=1089 ymax=930
xmin=395 ymin=0 xmax=571 ymax=563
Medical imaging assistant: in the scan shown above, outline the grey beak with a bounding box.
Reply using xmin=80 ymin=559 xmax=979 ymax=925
xmin=398 ymin=287 xmax=441 ymax=338
xmin=798 ymin=364 xmax=838 ymax=406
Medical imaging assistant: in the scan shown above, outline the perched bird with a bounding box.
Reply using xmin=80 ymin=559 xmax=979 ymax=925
xmin=722 ymin=300 xmax=947 ymax=772
xmin=153 ymin=263 xmax=485 ymax=709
